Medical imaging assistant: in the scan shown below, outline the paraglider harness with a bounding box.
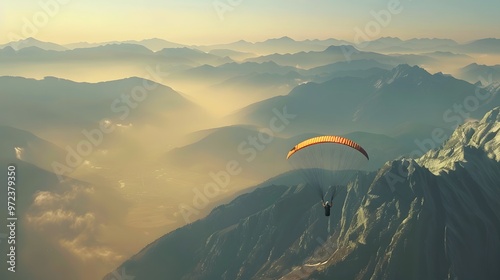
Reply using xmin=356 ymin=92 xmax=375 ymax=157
xmin=322 ymin=186 xmax=337 ymax=217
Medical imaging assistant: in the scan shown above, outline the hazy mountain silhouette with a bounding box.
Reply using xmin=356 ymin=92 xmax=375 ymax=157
xmin=165 ymin=125 xmax=292 ymax=182
xmin=209 ymin=71 xmax=305 ymax=103
xmin=0 ymin=76 xmax=206 ymax=137
xmin=5 ymin=37 xmax=499 ymax=56
xmin=123 ymin=38 xmax=187 ymax=51
xmin=0 ymin=151 xmax=95 ymax=280
xmin=0 ymin=138 xmax=132 ymax=280
xmin=0 ymin=125 xmax=66 ymax=171
xmin=458 ymin=63 xmax=500 ymax=84
xmin=423 ymin=51 xmax=471 ymax=59
xmin=0 ymin=140 xmax=88 ymax=222
xmin=164 ymin=124 xmax=415 ymax=185
xmin=243 ymin=45 xmax=432 ymax=69
xmin=157 ymin=47 xmax=231 ymax=66
xmin=168 ymin=61 xmax=303 ymax=86
xmin=307 ymin=59 xmax=394 ymax=76
xmin=297 ymin=59 xmax=393 ymax=83
xmin=196 ymin=36 xmax=352 ymax=55
xmin=312 ymin=67 xmax=392 ymax=83
xmin=404 ymin=38 xmax=458 ymax=49
xmin=388 ymin=53 xmax=437 ymax=65
xmin=355 ymin=37 xmax=500 ymax=54
xmin=104 ymin=107 xmax=500 ymax=280
xmin=458 ymin=38 xmax=500 ymax=53
xmin=212 ymin=71 xmax=304 ymax=89
xmin=0 ymin=44 xmax=230 ymax=79
xmin=64 ymin=38 xmax=186 ymax=51
xmin=2 ymin=35 xmax=500 ymax=280
xmin=0 ymin=37 xmax=67 ymax=51
xmin=357 ymin=37 xmax=458 ymax=53
xmin=208 ymin=49 xmax=257 ymax=61
xmin=244 ymin=45 xmax=398 ymax=68
xmin=231 ymin=64 xmax=499 ymax=135
xmin=0 ymin=44 xmax=154 ymax=61
xmin=70 ymin=43 xmax=153 ymax=56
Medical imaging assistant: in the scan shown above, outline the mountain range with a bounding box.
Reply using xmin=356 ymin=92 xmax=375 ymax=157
xmin=4 ymin=37 xmax=500 ymax=55
xmin=0 ymin=37 xmax=68 ymax=51
xmin=0 ymin=76 xmax=205 ymax=135
xmin=458 ymin=63 xmax=500 ymax=84
xmin=164 ymin=124 xmax=417 ymax=187
xmin=231 ymin=64 xmax=499 ymax=135
xmin=104 ymin=107 xmax=500 ymax=280
xmin=2 ymin=35 xmax=500 ymax=280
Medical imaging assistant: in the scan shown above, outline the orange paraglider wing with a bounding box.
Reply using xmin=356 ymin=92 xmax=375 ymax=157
xmin=287 ymin=135 xmax=369 ymax=160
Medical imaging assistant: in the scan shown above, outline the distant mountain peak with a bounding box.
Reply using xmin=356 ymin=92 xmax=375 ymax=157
xmin=274 ymin=36 xmax=294 ymax=41
xmin=392 ymin=63 xmax=420 ymax=71
xmin=93 ymin=43 xmax=152 ymax=53
xmin=2 ymin=37 xmax=67 ymax=51
xmin=407 ymin=37 xmax=457 ymax=43
xmin=141 ymin=37 xmax=167 ymax=42
xmin=261 ymin=60 xmax=280 ymax=66
xmin=23 ymin=37 xmax=38 ymax=42
xmin=0 ymin=46 xmax=15 ymax=52
xmin=324 ymin=44 xmax=357 ymax=52
xmin=475 ymin=37 xmax=499 ymax=42
xmin=384 ymin=64 xmax=431 ymax=84
xmin=11 ymin=37 xmax=42 ymax=44
xmin=378 ymin=36 xmax=403 ymax=42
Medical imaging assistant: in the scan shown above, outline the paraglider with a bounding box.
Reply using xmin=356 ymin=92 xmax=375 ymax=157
xmin=286 ymin=135 xmax=369 ymax=216
xmin=321 ymin=186 xmax=336 ymax=216
xmin=322 ymin=201 xmax=332 ymax=216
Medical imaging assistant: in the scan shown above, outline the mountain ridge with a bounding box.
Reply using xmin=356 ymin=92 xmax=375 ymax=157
xmin=231 ymin=64 xmax=498 ymax=136
xmin=105 ymin=107 xmax=500 ymax=280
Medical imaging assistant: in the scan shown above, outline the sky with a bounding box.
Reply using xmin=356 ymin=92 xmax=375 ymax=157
xmin=1 ymin=0 xmax=500 ymax=45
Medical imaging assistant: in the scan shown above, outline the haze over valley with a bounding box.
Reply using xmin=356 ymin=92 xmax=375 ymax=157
xmin=1 ymin=1 xmax=500 ymax=279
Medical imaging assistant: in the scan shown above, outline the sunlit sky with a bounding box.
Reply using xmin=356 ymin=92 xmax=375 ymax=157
xmin=1 ymin=0 xmax=499 ymax=45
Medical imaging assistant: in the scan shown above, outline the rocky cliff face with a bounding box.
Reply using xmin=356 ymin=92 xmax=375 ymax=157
xmin=104 ymin=107 xmax=500 ymax=280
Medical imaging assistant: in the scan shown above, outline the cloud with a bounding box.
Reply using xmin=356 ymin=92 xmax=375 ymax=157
xmin=27 ymin=184 xmax=121 ymax=262
xmin=27 ymin=209 xmax=77 ymax=227
xmin=32 ymin=185 xmax=95 ymax=207
xmin=60 ymin=238 xmax=122 ymax=262
xmin=32 ymin=191 xmax=61 ymax=207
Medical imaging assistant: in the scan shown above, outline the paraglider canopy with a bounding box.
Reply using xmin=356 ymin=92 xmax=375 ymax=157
xmin=286 ymin=135 xmax=369 ymax=198
xmin=287 ymin=135 xmax=369 ymax=160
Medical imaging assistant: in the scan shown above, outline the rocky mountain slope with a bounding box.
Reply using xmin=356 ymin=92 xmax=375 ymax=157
xmin=104 ymin=107 xmax=500 ymax=280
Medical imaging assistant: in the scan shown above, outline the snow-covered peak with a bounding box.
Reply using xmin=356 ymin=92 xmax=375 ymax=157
xmin=481 ymin=106 xmax=500 ymax=123
xmin=484 ymin=82 xmax=500 ymax=94
xmin=417 ymin=107 xmax=500 ymax=174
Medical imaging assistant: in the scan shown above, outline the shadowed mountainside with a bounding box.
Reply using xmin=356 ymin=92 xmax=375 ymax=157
xmin=104 ymin=108 xmax=500 ymax=280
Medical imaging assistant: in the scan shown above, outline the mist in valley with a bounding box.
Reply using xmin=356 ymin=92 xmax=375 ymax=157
xmin=1 ymin=1 xmax=500 ymax=279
